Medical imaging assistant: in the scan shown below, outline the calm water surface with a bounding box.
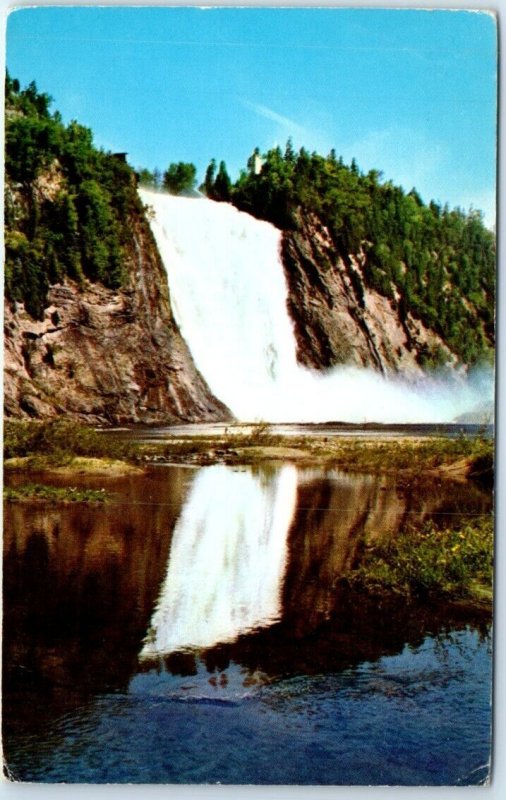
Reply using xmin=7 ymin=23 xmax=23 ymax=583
xmin=3 ymin=463 xmax=492 ymax=784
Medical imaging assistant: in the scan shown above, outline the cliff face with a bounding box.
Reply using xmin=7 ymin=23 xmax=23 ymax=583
xmin=282 ymin=211 xmax=455 ymax=376
xmin=4 ymin=207 xmax=231 ymax=424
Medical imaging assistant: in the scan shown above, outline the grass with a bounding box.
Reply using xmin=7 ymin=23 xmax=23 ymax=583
xmin=306 ymin=433 xmax=493 ymax=477
xmin=143 ymin=428 xmax=492 ymax=482
xmin=4 ymin=483 xmax=109 ymax=504
xmin=3 ymin=419 xmax=493 ymax=610
xmin=347 ymin=516 xmax=493 ymax=606
xmin=3 ymin=418 xmax=136 ymax=462
xmin=3 ymin=419 xmax=493 ymax=484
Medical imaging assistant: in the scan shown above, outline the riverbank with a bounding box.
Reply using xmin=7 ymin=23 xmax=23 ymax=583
xmin=134 ymin=427 xmax=493 ymax=484
xmin=5 ymin=418 xmax=491 ymax=479
xmin=4 ymin=419 xmax=493 ymax=610
xmin=343 ymin=516 xmax=493 ymax=611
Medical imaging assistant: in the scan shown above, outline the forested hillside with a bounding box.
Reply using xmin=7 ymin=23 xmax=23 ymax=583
xmin=203 ymin=143 xmax=496 ymax=368
xmin=4 ymin=70 xmax=496 ymax=404
xmin=4 ymin=72 xmax=141 ymax=320
xmin=3 ymin=74 xmax=230 ymax=423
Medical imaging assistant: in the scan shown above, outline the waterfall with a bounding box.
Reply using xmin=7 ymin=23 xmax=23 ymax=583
xmin=140 ymin=464 xmax=297 ymax=656
xmin=141 ymin=189 xmax=492 ymax=423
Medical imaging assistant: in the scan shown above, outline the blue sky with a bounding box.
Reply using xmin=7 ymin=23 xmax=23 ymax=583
xmin=6 ymin=5 xmax=497 ymax=225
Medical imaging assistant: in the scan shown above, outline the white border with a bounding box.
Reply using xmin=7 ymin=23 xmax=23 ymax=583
xmin=0 ymin=2 xmax=503 ymax=798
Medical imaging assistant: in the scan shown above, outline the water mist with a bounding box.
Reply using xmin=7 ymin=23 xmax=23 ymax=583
xmin=141 ymin=189 xmax=493 ymax=424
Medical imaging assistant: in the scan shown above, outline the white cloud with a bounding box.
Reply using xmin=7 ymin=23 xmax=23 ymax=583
xmin=240 ymin=97 xmax=332 ymax=157
xmin=240 ymin=98 xmax=308 ymax=143
xmin=241 ymin=100 xmax=305 ymax=133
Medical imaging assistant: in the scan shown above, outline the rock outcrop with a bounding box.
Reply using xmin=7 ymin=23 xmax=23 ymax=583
xmin=4 ymin=211 xmax=231 ymax=424
xmin=282 ymin=212 xmax=455 ymax=376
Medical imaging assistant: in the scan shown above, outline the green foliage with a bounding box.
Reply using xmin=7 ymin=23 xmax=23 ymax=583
xmin=76 ymin=179 xmax=123 ymax=285
xmin=323 ymin=433 xmax=493 ymax=476
xmin=5 ymin=114 xmax=62 ymax=185
xmin=203 ymin=159 xmax=232 ymax=201
xmin=350 ymin=516 xmax=493 ymax=602
xmin=4 ymin=230 xmax=49 ymax=319
xmin=4 ymin=74 xmax=141 ymax=317
xmin=3 ymin=418 xmax=135 ymax=462
xmin=4 ymin=483 xmax=109 ymax=503
xmin=227 ymin=142 xmax=495 ymax=366
xmin=203 ymin=158 xmax=216 ymax=196
xmin=138 ymin=167 xmax=162 ymax=188
xmin=162 ymin=161 xmax=197 ymax=195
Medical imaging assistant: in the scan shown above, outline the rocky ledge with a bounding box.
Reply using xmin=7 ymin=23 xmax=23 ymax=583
xmin=282 ymin=211 xmax=455 ymax=375
xmin=4 ymin=214 xmax=231 ymax=425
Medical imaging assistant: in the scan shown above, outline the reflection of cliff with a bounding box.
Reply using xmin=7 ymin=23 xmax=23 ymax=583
xmin=281 ymin=469 xmax=491 ymax=638
xmin=138 ymin=467 xmax=491 ymax=681
xmin=2 ymin=468 xmax=191 ymax=738
xmin=282 ymin=471 xmax=399 ymax=634
xmin=3 ymin=463 xmax=492 ymax=741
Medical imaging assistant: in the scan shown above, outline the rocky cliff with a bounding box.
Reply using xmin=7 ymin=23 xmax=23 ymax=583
xmin=4 ymin=206 xmax=231 ymax=424
xmin=282 ymin=211 xmax=456 ymax=376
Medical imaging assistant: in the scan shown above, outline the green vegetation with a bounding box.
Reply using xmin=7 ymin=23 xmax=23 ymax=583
xmin=138 ymin=162 xmax=199 ymax=195
xmin=3 ymin=418 xmax=135 ymax=464
xmin=162 ymin=161 xmax=197 ymax=195
xmin=4 ymin=419 xmax=493 ymax=482
xmin=310 ymin=433 xmax=493 ymax=480
xmin=4 ymin=483 xmax=109 ymax=503
xmin=202 ymin=141 xmax=495 ymax=367
xmin=137 ymin=166 xmax=162 ymax=189
xmin=4 ymin=72 xmax=142 ymax=319
xmin=201 ymin=159 xmax=232 ymax=201
xmin=347 ymin=517 xmax=493 ymax=605
xmin=125 ymin=423 xmax=492 ymax=479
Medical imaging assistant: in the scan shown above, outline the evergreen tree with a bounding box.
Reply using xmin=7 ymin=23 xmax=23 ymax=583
xmin=212 ymin=161 xmax=232 ymax=202
xmin=204 ymin=158 xmax=217 ymax=197
xmin=162 ymin=162 xmax=197 ymax=195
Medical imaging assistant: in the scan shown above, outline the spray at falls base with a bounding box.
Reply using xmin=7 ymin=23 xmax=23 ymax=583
xmin=141 ymin=189 xmax=492 ymax=424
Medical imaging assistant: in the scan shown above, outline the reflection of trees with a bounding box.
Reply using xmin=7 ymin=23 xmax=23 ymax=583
xmin=2 ymin=469 xmax=189 ymax=741
xmin=153 ymin=471 xmax=492 ymax=682
xmin=3 ymin=465 xmax=492 ymax=744
xmin=283 ymin=471 xmax=492 ymax=637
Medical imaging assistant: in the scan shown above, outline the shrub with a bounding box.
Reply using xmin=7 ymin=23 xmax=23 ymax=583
xmin=350 ymin=517 xmax=493 ymax=602
xmin=3 ymin=418 xmax=134 ymax=461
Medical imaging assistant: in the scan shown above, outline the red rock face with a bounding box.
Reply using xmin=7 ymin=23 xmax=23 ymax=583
xmin=282 ymin=211 xmax=455 ymax=377
xmin=4 ymin=212 xmax=231 ymax=424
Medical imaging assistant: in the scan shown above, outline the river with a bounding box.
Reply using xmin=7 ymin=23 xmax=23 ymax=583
xmin=2 ymin=463 xmax=492 ymax=784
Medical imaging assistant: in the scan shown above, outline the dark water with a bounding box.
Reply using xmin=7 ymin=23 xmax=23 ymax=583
xmin=3 ymin=464 xmax=492 ymax=784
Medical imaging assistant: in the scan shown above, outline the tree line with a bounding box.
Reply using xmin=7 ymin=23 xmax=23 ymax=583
xmin=138 ymin=158 xmax=232 ymax=200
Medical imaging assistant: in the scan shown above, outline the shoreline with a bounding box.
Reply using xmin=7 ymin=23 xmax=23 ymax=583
xmin=3 ymin=433 xmax=492 ymax=483
xmin=4 ymin=420 xmax=493 ymax=615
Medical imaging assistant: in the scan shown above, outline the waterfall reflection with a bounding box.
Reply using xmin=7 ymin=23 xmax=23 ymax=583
xmin=140 ymin=464 xmax=297 ymax=657
xmin=140 ymin=464 xmax=491 ymax=677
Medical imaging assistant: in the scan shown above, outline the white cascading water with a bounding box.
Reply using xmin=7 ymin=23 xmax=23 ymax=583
xmin=140 ymin=464 xmax=297 ymax=657
xmin=141 ymin=188 xmax=493 ymax=423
